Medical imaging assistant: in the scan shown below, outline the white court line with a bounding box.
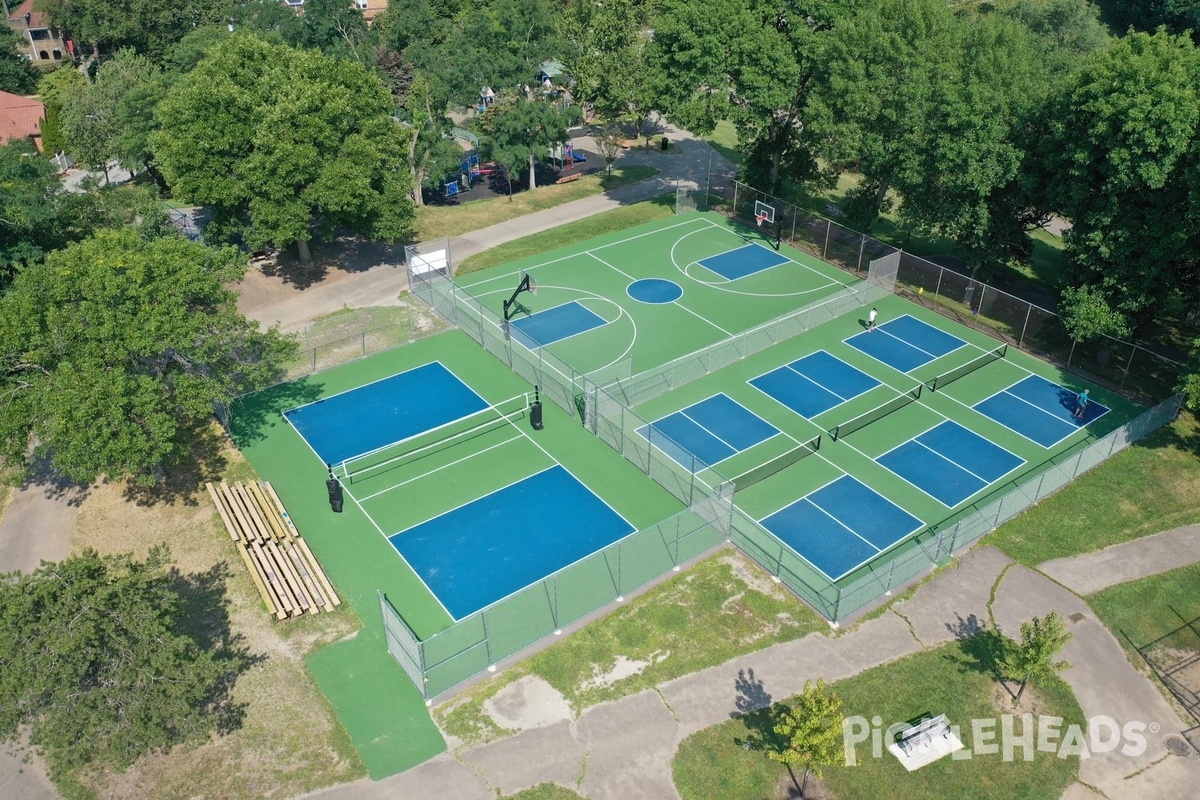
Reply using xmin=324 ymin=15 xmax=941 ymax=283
xmin=357 ymin=432 xmax=525 ymax=503
xmin=340 ymin=479 xmax=457 ymax=621
xmin=461 ymin=216 xmax=714 ymax=290
xmin=587 ymin=250 xmax=734 ymax=337
xmin=508 ymin=298 xmax=612 ymax=348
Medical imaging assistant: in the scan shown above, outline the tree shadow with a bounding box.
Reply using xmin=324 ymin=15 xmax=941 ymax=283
xmin=168 ymin=560 xmax=262 ymax=736
xmin=122 ymin=419 xmax=230 ymax=507
xmin=953 ymin=617 xmax=1016 ymax=700
xmin=19 ymin=452 xmax=91 ymax=507
xmin=730 ymin=668 xmax=790 ymax=758
xmin=221 ymin=379 xmax=324 ymax=451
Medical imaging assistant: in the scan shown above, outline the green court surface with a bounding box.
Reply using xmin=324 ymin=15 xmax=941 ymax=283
xmin=230 ymin=331 xmax=683 ymax=777
xmin=455 ymin=211 xmax=857 ymax=375
xmin=631 ymin=295 xmax=1143 ymax=590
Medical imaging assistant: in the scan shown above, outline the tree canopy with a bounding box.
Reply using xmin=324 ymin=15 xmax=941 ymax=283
xmin=0 ymin=228 xmax=295 ymax=485
xmin=152 ymin=34 xmax=414 ymax=262
xmin=1038 ymin=30 xmax=1200 ymax=328
xmin=0 ymin=546 xmax=249 ymax=778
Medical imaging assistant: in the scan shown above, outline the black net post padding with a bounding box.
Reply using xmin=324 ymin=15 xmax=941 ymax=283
xmin=530 ymin=385 xmax=544 ymax=431
xmin=326 ymin=466 xmax=344 ymax=513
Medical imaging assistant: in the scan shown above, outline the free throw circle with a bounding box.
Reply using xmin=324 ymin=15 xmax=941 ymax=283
xmin=627 ymin=278 xmax=683 ymax=304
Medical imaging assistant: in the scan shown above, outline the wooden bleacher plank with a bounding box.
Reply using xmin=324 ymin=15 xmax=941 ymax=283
xmin=248 ymin=539 xmax=295 ymax=616
xmin=280 ymin=539 xmax=332 ymax=611
xmin=263 ymin=481 xmax=341 ymax=609
xmin=205 ymin=482 xmax=242 ymax=542
xmin=264 ymin=538 xmax=314 ymax=613
xmin=294 ymin=537 xmax=341 ymax=608
xmin=247 ymin=482 xmax=289 ymax=541
xmin=219 ymin=482 xmax=258 ymax=544
xmin=233 ymin=482 xmax=275 ymax=544
xmin=235 ymin=540 xmax=283 ymax=619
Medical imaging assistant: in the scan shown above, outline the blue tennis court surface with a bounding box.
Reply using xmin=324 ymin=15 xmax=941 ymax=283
xmin=510 ymin=301 xmax=607 ymax=348
xmin=637 ymin=393 xmax=780 ymax=471
xmin=845 ymin=314 xmax=965 ymax=372
xmin=750 ymin=350 xmax=880 ymax=418
xmin=877 ymin=420 xmax=1025 ymax=506
xmin=698 ymin=243 xmax=790 ymax=281
xmin=284 ymin=361 xmax=486 ymax=465
xmin=974 ymin=374 xmax=1111 ymax=447
xmin=760 ymin=475 xmax=923 ymax=581
xmin=389 ymin=465 xmax=635 ymax=619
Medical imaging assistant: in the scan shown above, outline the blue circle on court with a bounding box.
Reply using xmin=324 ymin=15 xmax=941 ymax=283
xmin=627 ymin=278 xmax=683 ymax=304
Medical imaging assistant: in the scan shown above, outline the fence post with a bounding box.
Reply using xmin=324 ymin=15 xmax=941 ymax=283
xmin=1122 ymin=345 xmax=1136 ymax=385
xmin=1019 ymin=304 xmax=1031 ymax=348
xmin=823 ymin=220 xmax=831 ymax=260
xmin=732 ymin=182 xmax=739 ymax=217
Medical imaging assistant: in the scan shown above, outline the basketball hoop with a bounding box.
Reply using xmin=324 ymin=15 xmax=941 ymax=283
xmin=528 ymin=277 xmax=538 ymax=296
xmin=756 ymin=214 xmax=768 ymax=228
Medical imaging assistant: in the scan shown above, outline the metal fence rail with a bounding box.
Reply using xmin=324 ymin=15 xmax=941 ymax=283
xmin=709 ymin=178 xmax=1186 ymax=401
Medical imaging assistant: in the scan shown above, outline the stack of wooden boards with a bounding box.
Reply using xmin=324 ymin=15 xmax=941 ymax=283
xmin=206 ymin=480 xmax=340 ymax=620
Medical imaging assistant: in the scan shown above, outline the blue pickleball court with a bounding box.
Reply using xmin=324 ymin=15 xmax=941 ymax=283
xmin=637 ymin=393 xmax=781 ymax=472
xmin=389 ymin=465 xmax=635 ymax=619
xmin=845 ymin=314 xmax=966 ymax=372
xmin=283 ymin=361 xmax=487 ymax=466
xmin=973 ymin=374 xmax=1110 ymax=447
xmin=760 ymin=475 xmax=924 ymax=581
xmin=510 ymin=301 xmax=607 ymax=348
xmin=877 ymin=420 xmax=1025 ymax=507
xmin=750 ymin=350 xmax=881 ymax=419
xmin=697 ymin=243 xmax=791 ymax=281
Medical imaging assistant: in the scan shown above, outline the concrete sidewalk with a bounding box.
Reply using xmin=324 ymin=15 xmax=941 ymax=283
xmin=303 ymin=543 xmax=1200 ymax=800
xmin=1038 ymin=525 xmax=1200 ymax=595
xmin=239 ymin=122 xmax=732 ymax=332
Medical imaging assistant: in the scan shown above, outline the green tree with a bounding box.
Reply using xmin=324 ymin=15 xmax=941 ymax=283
xmin=1039 ymin=30 xmax=1200 ymax=327
xmin=479 ymin=97 xmax=571 ymax=191
xmin=378 ymin=51 xmax=462 ymax=207
xmin=60 ymin=50 xmax=164 ymax=180
xmin=561 ymin=0 xmax=655 ymax=129
xmin=1178 ymin=341 xmax=1200 ymax=411
xmin=0 ymin=228 xmax=295 ymax=485
xmin=152 ymin=34 xmax=414 ymax=263
xmin=767 ymin=679 xmax=845 ymax=798
xmin=1059 ymin=284 xmax=1133 ymax=343
xmin=998 ymin=612 xmax=1072 ymax=706
xmin=0 ymin=546 xmax=249 ymax=780
xmin=36 ymin=64 xmax=86 ymax=111
xmin=807 ymin=0 xmax=962 ymax=232
xmin=0 ymin=26 xmax=39 ymax=94
xmin=295 ymin=0 xmax=374 ymax=61
xmin=37 ymin=0 xmax=232 ymax=61
xmin=1106 ymin=0 xmax=1200 ymax=40
xmin=999 ymin=0 xmax=1110 ymax=66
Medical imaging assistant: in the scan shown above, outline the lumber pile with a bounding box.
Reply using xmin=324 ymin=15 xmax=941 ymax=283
xmin=205 ymin=480 xmax=341 ymax=620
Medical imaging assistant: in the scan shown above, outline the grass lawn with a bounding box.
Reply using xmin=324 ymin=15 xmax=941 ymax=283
xmin=66 ymin=428 xmax=365 ymax=799
xmin=434 ymin=550 xmax=826 ymax=747
xmin=455 ymin=193 xmax=676 ymax=274
xmin=1087 ymin=561 xmax=1200 ymax=664
xmin=983 ymin=412 xmax=1200 ymax=567
xmin=673 ymin=642 xmax=1084 ymax=800
xmin=502 ymin=784 xmax=585 ymax=800
xmin=412 ymin=165 xmax=659 ymax=241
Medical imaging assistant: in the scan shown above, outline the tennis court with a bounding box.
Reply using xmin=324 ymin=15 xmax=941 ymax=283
xmin=456 ymin=212 xmax=857 ymax=376
xmin=628 ymin=295 xmax=1142 ymax=583
xmin=282 ymin=355 xmax=651 ymax=621
xmin=231 ymin=332 xmax=684 ymax=773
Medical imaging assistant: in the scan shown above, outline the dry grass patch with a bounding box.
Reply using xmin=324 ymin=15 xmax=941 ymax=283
xmin=70 ymin=432 xmax=364 ymax=799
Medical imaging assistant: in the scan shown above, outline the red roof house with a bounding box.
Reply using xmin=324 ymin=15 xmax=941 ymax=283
xmin=0 ymin=90 xmax=45 ymax=147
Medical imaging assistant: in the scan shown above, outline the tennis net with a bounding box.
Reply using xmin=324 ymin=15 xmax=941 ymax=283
xmin=925 ymin=344 xmax=1008 ymax=392
xmin=830 ymin=387 xmax=922 ymax=441
xmin=732 ymin=436 xmax=821 ymax=492
xmin=336 ymin=393 xmax=529 ymax=483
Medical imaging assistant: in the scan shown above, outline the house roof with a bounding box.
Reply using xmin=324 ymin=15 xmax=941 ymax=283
xmin=0 ymin=91 xmax=44 ymax=144
xmin=7 ymin=0 xmax=49 ymax=28
xmin=538 ymin=60 xmax=565 ymax=79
